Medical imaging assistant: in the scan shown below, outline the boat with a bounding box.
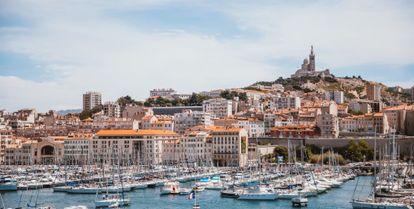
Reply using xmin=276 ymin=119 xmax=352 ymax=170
xmin=95 ymin=194 xmax=130 ymax=208
xmin=160 ymin=181 xmax=180 ymax=195
xmin=220 ymin=187 xmax=243 ymax=198
xmin=0 ymin=177 xmax=18 ymax=191
xmin=292 ymin=191 xmax=308 ymax=207
xmin=192 ymin=185 xmax=205 ymax=192
xmin=205 ymin=176 xmax=224 ymax=190
xmin=237 ymin=185 xmax=277 ymax=200
xmin=53 ymin=185 xmax=73 ymax=192
xmin=64 ymin=206 xmax=88 ymax=209
xmin=351 ymin=199 xmax=412 ymax=209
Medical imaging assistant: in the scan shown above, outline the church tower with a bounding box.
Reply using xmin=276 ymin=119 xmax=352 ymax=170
xmin=308 ymin=45 xmax=315 ymax=72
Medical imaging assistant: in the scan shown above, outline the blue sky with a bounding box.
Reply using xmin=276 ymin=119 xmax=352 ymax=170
xmin=0 ymin=0 xmax=413 ymax=111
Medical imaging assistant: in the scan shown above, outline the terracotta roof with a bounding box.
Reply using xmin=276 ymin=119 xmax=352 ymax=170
xmin=96 ymin=129 xmax=178 ymax=137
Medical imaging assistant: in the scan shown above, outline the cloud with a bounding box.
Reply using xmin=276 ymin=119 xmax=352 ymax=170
xmin=0 ymin=0 xmax=413 ymax=111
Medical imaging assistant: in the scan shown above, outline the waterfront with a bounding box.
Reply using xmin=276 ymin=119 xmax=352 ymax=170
xmin=2 ymin=176 xmax=372 ymax=209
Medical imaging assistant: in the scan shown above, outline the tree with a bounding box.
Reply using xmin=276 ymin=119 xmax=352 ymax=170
xmin=273 ymin=146 xmax=288 ymax=163
xmin=79 ymin=105 xmax=102 ymax=120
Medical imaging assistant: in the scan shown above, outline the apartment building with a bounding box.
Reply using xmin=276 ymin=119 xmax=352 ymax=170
xmin=91 ymin=129 xmax=179 ymax=166
xmin=174 ymin=110 xmax=213 ymax=134
xmin=202 ymin=98 xmax=233 ymax=118
xmin=83 ymin=91 xmax=102 ymax=111
xmin=210 ymin=127 xmax=248 ymax=167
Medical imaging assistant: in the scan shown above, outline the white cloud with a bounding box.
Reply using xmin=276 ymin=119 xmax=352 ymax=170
xmin=0 ymin=0 xmax=413 ymax=111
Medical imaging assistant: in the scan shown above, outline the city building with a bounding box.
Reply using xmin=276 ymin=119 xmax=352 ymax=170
xmin=103 ymin=102 xmax=121 ymax=118
xmin=91 ymin=129 xmax=179 ymax=165
xmin=149 ymin=88 xmax=176 ymax=97
xmin=272 ymin=96 xmax=301 ymax=110
xmin=366 ymin=82 xmax=382 ymax=101
xmin=63 ymin=134 xmax=92 ymax=165
xmin=174 ymin=110 xmax=213 ymax=134
xmin=202 ymin=98 xmax=233 ymax=118
xmin=83 ymin=91 xmax=102 ymax=111
xmin=122 ymin=105 xmax=153 ymax=120
xmin=210 ymin=127 xmax=248 ymax=167
xmin=179 ymin=131 xmax=212 ymax=166
xmin=325 ymin=91 xmax=344 ymax=104
xmin=340 ymin=113 xmax=389 ymax=136
xmin=141 ymin=115 xmax=174 ymax=131
xmin=4 ymin=137 xmax=64 ymax=165
xmin=270 ymin=125 xmax=319 ymax=138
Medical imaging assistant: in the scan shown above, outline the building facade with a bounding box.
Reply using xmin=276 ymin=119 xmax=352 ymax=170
xmin=83 ymin=91 xmax=102 ymax=111
xmin=202 ymin=98 xmax=233 ymax=118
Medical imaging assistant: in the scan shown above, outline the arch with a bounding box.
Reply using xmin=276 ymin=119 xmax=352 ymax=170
xmin=41 ymin=145 xmax=54 ymax=155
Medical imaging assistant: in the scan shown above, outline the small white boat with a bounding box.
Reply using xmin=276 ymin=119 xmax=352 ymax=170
xmin=351 ymin=200 xmax=412 ymax=209
xmin=64 ymin=206 xmax=88 ymax=209
xmin=238 ymin=185 xmax=277 ymax=200
xmin=95 ymin=194 xmax=130 ymax=208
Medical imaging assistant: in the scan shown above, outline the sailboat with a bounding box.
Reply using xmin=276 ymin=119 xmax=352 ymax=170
xmin=95 ymin=150 xmax=130 ymax=208
xmin=351 ymin=129 xmax=412 ymax=209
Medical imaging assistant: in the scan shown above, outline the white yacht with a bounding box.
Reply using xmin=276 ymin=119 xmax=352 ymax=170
xmin=238 ymin=185 xmax=277 ymax=200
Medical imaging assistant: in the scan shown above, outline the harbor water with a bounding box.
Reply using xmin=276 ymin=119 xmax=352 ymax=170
xmin=2 ymin=176 xmax=373 ymax=209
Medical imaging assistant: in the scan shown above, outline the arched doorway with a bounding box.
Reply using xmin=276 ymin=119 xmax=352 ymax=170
xmin=41 ymin=145 xmax=55 ymax=164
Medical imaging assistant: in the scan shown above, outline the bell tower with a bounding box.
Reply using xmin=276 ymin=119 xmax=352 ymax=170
xmin=308 ymin=45 xmax=315 ymax=72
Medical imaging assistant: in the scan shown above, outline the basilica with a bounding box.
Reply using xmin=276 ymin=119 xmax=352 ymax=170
xmin=291 ymin=46 xmax=332 ymax=78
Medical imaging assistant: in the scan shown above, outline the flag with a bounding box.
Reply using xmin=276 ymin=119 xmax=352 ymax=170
xmin=188 ymin=191 xmax=195 ymax=200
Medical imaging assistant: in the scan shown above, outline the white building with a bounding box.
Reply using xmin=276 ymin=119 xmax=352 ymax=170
xmin=149 ymin=88 xmax=176 ymax=97
xmin=83 ymin=92 xmax=102 ymax=111
xmin=202 ymin=98 xmax=233 ymax=118
xmin=272 ymin=96 xmax=301 ymax=110
xmin=179 ymin=131 xmax=212 ymax=166
xmin=174 ymin=110 xmax=213 ymax=134
xmin=325 ymin=91 xmax=344 ymax=104
xmin=103 ymin=102 xmax=121 ymax=118
xmin=235 ymin=119 xmax=265 ymax=138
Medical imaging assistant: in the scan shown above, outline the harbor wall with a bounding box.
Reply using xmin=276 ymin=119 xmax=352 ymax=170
xmin=255 ymin=137 xmax=414 ymax=157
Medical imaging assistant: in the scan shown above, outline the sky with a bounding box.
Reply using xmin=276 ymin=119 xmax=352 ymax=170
xmin=0 ymin=0 xmax=413 ymax=112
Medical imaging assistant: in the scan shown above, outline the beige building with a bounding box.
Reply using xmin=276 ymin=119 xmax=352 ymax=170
xmin=340 ymin=113 xmax=389 ymax=136
xmin=366 ymin=83 xmax=382 ymax=101
xmin=91 ymin=129 xmax=179 ymax=166
xmin=141 ymin=115 xmax=174 ymax=131
xmin=210 ymin=127 xmax=248 ymax=167
xmin=5 ymin=137 xmax=64 ymax=165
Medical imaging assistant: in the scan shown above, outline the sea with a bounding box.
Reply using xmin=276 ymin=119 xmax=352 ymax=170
xmin=2 ymin=176 xmax=373 ymax=209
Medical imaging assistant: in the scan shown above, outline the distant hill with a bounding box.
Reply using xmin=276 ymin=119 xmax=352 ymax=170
xmin=57 ymin=109 xmax=82 ymax=115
